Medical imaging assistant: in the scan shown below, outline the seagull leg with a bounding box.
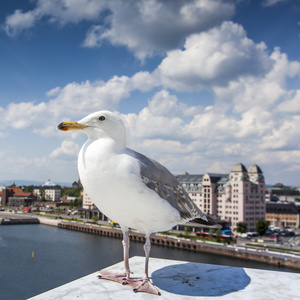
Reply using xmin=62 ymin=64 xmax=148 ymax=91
xmin=98 ymin=227 xmax=131 ymax=285
xmin=122 ymin=227 xmax=132 ymax=279
xmin=127 ymin=234 xmax=161 ymax=295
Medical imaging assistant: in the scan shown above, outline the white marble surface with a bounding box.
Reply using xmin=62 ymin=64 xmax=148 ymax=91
xmin=29 ymin=256 xmax=300 ymax=300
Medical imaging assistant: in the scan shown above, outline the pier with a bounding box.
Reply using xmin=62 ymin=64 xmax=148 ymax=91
xmin=0 ymin=214 xmax=39 ymax=225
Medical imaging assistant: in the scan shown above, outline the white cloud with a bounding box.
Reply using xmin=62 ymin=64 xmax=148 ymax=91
xmin=4 ymin=0 xmax=107 ymax=36
xmin=84 ymin=0 xmax=235 ymax=60
xmin=0 ymin=77 xmax=132 ymax=137
xmin=1 ymin=101 xmax=47 ymax=130
xmin=50 ymin=140 xmax=79 ymax=159
xmin=2 ymin=3 xmax=300 ymax=185
xmin=4 ymin=0 xmax=235 ymax=60
xmin=262 ymin=0 xmax=288 ymax=7
xmin=47 ymin=78 xmax=131 ymax=118
xmin=276 ymin=90 xmax=300 ymax=113
xmin=147 ymin=89 xmax=201 ymax=117
xmin=4 ymin=9 xmax=40 ymax=36
xmin=123 ymin=107 xmax=184 ymax=142
xmin=155 ymin=21 xmax=273 ymax=91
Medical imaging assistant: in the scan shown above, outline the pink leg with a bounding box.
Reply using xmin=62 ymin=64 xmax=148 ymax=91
xmin=122 ymin=227 xmax=131 ymax=277
xmin=127 ymin=234 xmax=161 ymax=295
xmin=98 ymin=227 xmax=131 ymax=285
xmin=98 ymin=231 xmax=161 ymax=295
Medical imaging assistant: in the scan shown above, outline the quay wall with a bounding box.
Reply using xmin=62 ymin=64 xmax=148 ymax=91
xmin=57 ymin=222 xmax=300 ymax=270
xmin=0 ymin=217 xmax=39 ymax=225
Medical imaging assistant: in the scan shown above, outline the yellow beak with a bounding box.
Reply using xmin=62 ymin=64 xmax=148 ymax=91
xmin=57 ymin=121 xmax=87 ymax=131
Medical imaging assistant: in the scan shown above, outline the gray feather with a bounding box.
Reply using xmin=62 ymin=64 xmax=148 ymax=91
xmin=127 ymin=148 xmax=211 ymax=224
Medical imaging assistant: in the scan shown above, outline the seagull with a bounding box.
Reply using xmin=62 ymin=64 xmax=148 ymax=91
xmin=58 ymin=110 xmax=218 ymax=295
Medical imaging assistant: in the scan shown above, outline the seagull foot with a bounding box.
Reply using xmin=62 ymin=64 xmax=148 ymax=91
xmin=98 ymin=270 xmax=129 ymax=285
xmin=127 ymin=278 xmax=161 ymax=296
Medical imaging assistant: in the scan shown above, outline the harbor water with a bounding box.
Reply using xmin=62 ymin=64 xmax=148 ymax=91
xmin=0 ymin=224 xmax=298 ymax=300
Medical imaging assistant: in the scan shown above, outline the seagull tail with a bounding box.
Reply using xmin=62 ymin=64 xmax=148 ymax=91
xmin=191 ymin=215 xmax=221 ymax=229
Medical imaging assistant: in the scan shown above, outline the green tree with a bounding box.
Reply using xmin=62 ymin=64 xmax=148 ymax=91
xmin=92 ymin=216 xmax=99 ymax=224
xmin=236 ymin=222 xmax=247 ymax=234
xmin=185 ymin=226 xmax=192 ymax=235
xmin=255 ymin=219 xmax=269 ymax=237
xmin=24 ymin=185 xmax=34 ymax=193
xmin=39 ymin=187 xmax=46 ymax=201
xmin=61 ymin=187 xmax=82 ymax=197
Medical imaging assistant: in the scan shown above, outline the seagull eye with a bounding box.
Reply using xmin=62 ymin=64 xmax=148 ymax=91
xmin=98 ymin=116 xmax=106 ymax=121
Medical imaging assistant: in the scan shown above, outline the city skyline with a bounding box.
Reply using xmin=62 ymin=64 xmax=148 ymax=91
xmin=0 ymin=1 xmax=300 ymax=185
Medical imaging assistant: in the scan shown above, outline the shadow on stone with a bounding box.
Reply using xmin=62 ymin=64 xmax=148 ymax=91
xmin=152 ymin=262 xmax=251 ymax=297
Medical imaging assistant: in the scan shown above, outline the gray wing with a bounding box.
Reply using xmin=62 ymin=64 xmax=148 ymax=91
xmin=127 ymin=148 xmax=211 ymax=224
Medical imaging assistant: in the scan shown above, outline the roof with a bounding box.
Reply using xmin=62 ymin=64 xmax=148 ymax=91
xmin=13 ymin=192 xmax=32 ymax=197
xmin=266 ymin=202 xmax=300 ymax=214
xmin=43 ymin=179 xmax=56 ymax=187
xmin=231 ymin=162 xmax=247 ymax=173
xmin=176 ymin=174 xmax=203 ymax=182
xmin=207 ymin=173 xmax=227 ymax=183
xmin=176 ymin=173 xmax=228 ymax=184
xmin=248 ymin=164 xmax=263 ymax=174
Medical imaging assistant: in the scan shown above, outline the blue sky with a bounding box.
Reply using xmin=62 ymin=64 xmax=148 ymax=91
xmin=0 ymin=0 xmax=300 ymax=186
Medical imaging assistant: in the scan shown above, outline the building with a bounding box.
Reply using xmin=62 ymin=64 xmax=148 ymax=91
xmin=72 ymin=180 xmax=81 ymax=189
xmin=0 ymin=187 xmax=37 ymax=207
xmin=80 ymin=189 xmax=107 ymax=221
xmin=61 ymin=195 xmax=76 ymax=203
xmin=266 ymin=184 xmax=300 ymax=206
xmin=177 ymin=163 xmax=266 ymax=232
xmin=33 ymin=179 xmax=61 ymax=202
xmin=266 ymin=201 xmax=300 ymax=228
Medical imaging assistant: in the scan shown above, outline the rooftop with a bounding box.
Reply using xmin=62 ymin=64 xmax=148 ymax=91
xmin=231 ymin=162 xmax=247 ymax=173
xmin=248 ymin=164 xmax=263 ymax=174
xmin=29 ymin=256 xmax=300 ymax=300
xmin=266 ymin=201 xmax=300 ymax=214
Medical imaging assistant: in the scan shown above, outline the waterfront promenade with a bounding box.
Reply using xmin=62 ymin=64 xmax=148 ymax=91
xmin=2 ymin=212 xmax=300 ymax=270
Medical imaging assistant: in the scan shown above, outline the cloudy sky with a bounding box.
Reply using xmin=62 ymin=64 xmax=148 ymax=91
xmin=0 ymin=0 xmax=300 ymax=186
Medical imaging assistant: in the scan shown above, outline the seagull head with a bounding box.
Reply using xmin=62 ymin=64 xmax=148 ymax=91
xmin=57 ymin=111 xmax=126 ymax=147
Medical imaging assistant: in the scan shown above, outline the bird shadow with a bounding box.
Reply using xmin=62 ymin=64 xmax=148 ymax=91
xmin=151 ymin=262 xmax=251 ymax=297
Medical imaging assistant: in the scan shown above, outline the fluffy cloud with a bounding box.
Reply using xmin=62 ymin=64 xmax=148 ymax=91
xmin=0 ymin=101 xmax=47 ymax=130
xmin=84 ymin=0 xmax=235 ymax=60
xmin=262 ymin=0 xmax=288 ymax=7
xmin=155 ymin=21 xmax=274 ymax=91
xmin=4 ymin=0 xmax=106 ymax=36
xmin=4 ymin=9 xmax=39 ymax=36
xmin=0 ymin=77 xmax=131 ymax=137
xmin=4 ymin=0 xmax=235 ymax=60
xmin=47 ymin=78 xmax=131 ymax=118
xmin=2 ymin=1 xmax=300 ymax=184
xmin=147 ymin=90 xmax=201 ymax=117
xmin=50 ymin=140 xmax=79 ymax=159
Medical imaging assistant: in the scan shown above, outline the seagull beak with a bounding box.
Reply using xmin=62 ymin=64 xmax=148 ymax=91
xmin=57 ymin=121 xmax=87 ymax=131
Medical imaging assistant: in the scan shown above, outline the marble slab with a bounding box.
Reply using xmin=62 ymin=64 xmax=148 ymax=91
xmin=29 ymin=256 xmax=300 ymax=300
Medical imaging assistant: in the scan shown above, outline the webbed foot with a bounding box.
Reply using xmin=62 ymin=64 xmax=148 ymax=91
xmin=127 ymin=278 xmax=161 ymax=295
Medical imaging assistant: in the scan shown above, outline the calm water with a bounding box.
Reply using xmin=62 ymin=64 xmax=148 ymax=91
xmin=0 ymin=224 xmax=298 ymax=300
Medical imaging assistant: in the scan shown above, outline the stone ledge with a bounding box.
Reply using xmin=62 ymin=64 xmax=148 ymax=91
xmin=29 ymin=256 xmax=300 ymax=300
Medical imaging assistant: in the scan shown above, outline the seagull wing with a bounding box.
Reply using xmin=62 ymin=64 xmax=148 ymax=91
xmin=128 ymin=149 xmax=217 ymax=226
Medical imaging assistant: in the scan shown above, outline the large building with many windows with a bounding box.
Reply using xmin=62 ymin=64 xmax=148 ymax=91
xmin=176 ymin=163 xmax=266 ymax=232
xmin=33 ymin=179 xmax=61 ymax=202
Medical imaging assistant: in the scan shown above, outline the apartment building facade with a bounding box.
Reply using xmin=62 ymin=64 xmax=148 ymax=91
xmin=177 ymin=163 xmax=266 ymax=232
xmin=266 ymin=201 xmax=300 ymax=228
xmin=81 ymin=190 xmax=107 ymax=221
xmin=33 ymin=179 xmax=61 ymax=202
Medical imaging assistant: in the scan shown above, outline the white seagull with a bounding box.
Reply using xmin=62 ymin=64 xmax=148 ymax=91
xmin=58 ymin=110 xmax=218 ymax=295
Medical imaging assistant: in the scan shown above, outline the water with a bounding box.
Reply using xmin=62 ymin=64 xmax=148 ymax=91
xmin=0 ymin=225 xmax=298 ymax=300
